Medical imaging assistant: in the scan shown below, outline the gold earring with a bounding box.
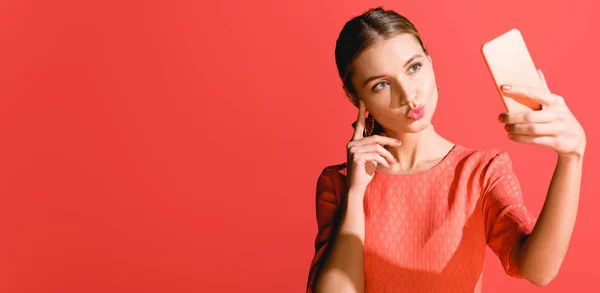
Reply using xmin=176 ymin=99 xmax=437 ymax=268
xmin=364 ymin=114 xmax=375 ymax=137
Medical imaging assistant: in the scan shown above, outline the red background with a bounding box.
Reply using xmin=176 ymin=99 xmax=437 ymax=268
xmin=1 ymin=0 xmax=599 ymax=292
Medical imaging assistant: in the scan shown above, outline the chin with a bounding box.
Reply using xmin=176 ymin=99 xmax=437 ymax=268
xmin=407 ymin=120 xmax=431 ymax=133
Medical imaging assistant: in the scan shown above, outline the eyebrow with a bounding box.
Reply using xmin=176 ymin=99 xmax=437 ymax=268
xmin=362 ymin=54 xmax=424 ymax=88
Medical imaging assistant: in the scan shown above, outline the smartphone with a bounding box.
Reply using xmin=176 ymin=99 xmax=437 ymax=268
xmin=481 ymin=28 xmax=543 ymax=112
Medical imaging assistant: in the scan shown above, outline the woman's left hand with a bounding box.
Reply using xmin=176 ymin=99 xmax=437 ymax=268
xmin=498 ymin=69 xmax=587 ymax=158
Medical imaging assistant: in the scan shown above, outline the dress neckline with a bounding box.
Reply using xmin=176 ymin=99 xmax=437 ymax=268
xmin=374 ymin=144 xmax=460 ymax=178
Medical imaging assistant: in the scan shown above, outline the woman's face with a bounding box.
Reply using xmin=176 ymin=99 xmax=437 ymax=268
xmin=347 ymin=33 xmax=438 ymax=135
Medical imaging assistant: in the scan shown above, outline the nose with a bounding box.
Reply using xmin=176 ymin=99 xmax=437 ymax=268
xmin=395 ymin=81 xmax=418 ymax=108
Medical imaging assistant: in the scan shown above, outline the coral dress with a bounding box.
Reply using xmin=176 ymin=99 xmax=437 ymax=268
xmin=306 ymin=145 xmax=536 ymax=293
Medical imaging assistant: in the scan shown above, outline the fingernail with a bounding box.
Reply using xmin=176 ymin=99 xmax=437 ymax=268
xmin=498 ymin=114 xmax=505 ymax=122
xmin=502 ymin=85 xmax=511 ymax=91
xmin=508 ymin=133 xmax=513 ymax=139
xmin=504 ymin=125 xmax=510 ymax=132
xmin=395 ymin=139 xmax=402 ymax=145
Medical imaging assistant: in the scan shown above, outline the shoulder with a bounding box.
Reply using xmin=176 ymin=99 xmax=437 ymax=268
xmin=316 ymin=163 xmax=348 ymax=205
xmin=453 ymin=145 xmax=517 ymax=191
xmin=317 ymin=162 xmax=348 ymax=189
xmin=454 ymin=144 xmax=514 ymax=170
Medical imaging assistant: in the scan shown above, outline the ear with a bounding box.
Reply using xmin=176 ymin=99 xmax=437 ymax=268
xmin=343 ymin=85 xmax=359 ymax=108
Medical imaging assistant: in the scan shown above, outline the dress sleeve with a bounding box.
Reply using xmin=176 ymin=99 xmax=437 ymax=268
xmin=481 ymin=150 xmax=537 ymax=278
xmin=306 ymin=168 xmax=346 ymax=293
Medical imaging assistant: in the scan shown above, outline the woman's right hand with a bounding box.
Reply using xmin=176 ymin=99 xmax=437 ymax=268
xmin=346 ymin=100 xmax=401 ymax=194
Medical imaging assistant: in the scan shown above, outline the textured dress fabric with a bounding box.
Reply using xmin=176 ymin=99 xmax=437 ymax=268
xmin=306 ymin=144 xmax=537 ymax=293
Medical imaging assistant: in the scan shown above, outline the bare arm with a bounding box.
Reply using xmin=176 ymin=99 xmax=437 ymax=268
xmin=511 ymin=154 xmax=583 ymax=286
xmin=501 ymin=70 xmax=586 ymax=286
xmin=315 ymin=100 xmax=399 ymax=292
xmin=315 ymin=188 xmax=366 ymax=293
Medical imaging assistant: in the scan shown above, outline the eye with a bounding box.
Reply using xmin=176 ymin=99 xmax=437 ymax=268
xmin=408 ymin=62 xmax=422 ymax=73
xmin=372 ymin=81 xmax=389 ymax=92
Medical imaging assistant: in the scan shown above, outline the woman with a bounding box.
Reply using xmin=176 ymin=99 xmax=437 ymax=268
xmin=306 ymin=7 xmax=586 ymax=293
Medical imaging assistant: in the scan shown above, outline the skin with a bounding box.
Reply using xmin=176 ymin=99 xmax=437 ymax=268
xmin=345 ymin=33 xmax=454 ymax=174
xmin=315 ymin=33 xmax=586 ymax=292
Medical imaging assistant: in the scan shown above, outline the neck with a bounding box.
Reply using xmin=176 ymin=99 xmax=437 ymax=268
xmin=382 ymin=125 xmax=451 ymax=173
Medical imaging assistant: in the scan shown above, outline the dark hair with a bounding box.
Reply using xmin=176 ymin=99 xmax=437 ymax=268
xmin=335 ymin=7 xmax=428 ymax=101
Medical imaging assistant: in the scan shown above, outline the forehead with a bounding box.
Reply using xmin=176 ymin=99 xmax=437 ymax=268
xmin=352 ymin=33 xmax=423 ymax=78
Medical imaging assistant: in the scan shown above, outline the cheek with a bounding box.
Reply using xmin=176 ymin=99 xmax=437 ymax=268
xmin=421 ymin=74 xmax=438 ymax=115
xmin=421 ymin=73 xmax=437 ymax=100
xmin=424 ymin=70 xmax=436 ymax=88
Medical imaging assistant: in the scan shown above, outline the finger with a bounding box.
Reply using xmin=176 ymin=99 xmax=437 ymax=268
xmin=356 ymin=152 xmax=390 ymax=168
xmin=348 ymin=134 xmax=402 ymax=149
xmin=365 ymin=135 xmax=402 ymax=147
xmin=352 ymin=100 xmax=366 ymax=141
xmin=349 ymin=143 xmax=397 ymax=165
xmin=499 ymin=110 xmax=558 ymax=124
xmin=501 ymin=84 xmax=558 ymax=106
xmin=538 ymin=69 xmax=550 ymax=93
xmin=508 ymin=134 xmax=555 ymax=148
xmin=506 ymin=122 xmax=564 ymax=136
